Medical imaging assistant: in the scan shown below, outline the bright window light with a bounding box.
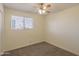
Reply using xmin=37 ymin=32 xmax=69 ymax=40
xmin=11 ymin=16 xmax=33 ymax=30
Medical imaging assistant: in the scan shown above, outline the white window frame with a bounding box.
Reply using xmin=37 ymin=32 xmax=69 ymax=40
xmin=11 ymin=16 xmax=33 ymax=30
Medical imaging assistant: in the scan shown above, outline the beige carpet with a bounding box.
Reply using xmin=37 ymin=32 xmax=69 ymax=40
xmin=2 ymin=42 xmax=76 ymax=56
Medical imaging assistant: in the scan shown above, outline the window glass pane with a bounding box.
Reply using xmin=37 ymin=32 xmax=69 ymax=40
xmin=11 ymin=16 xmax=24 ymax=30
xmin=24 ymin=17 xmax=33 ymax=29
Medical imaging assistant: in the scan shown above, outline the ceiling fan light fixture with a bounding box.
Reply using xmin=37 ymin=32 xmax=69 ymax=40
xmin=39 ymin=9 xmax=42 ymax=14
xmin=38 ymin=9 xmax=46 ymax=14
xmin=35 ymin=3 xmax=53 ymax=14
xmin=42 ymin=10 xmax=45 ymax=13
xmin=43 ymin=6 xmax=46 ymax=9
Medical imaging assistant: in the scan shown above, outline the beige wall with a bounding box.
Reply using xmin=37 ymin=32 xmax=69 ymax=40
xmin=4 ymin=8 xmax=45 ymax=51
xmin=45 ymin=5 xmax=79 ymax=55
xmin=0 ymin=3 xmax=4 ymax=55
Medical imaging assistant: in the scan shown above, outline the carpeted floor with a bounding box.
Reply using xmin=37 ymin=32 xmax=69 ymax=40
xmin=2 ymin=42 xmax=76 ymax=56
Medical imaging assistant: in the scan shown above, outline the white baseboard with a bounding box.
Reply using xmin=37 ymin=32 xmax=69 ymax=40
xmin=46 ymin=41 xmax=79 ymax=56
xmin=0 ymin=52 xmax=4 ymax=56
xmin=4 ymin=40 xmax=44 ymax=51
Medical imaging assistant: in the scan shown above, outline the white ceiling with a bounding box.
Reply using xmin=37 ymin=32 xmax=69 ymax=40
xmin=4 ymin=3 xmax=79 ymax=14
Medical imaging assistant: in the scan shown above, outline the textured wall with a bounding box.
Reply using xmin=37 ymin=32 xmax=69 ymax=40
xmin=45 ymin=5 xmax=79 ymax=55
xmin=4 ymin=8 xmax=45 ymax=51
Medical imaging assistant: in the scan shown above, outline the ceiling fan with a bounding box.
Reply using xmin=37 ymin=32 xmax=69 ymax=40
xmin=34 ymin=3 xmax=53 ymax=14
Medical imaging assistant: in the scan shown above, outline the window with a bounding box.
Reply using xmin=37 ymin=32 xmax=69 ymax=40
xmin=11 ymin=16 xmax=33 ymax=30
xmin=25 ymin=17 xmax=33 ymax=29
